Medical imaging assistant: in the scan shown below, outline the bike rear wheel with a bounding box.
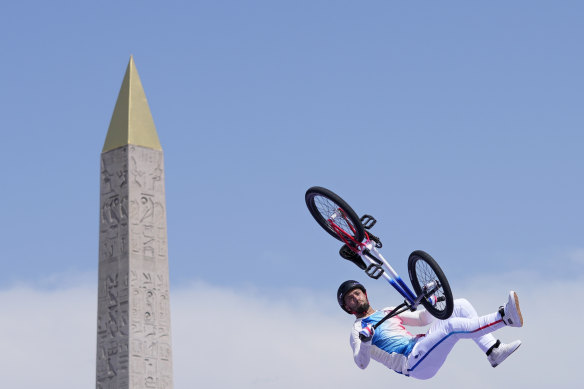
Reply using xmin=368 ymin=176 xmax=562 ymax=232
xmin=305 ymin=186 xmax=365 ymax=244
xmin=407 ymin=250 xmax=454 ymax=320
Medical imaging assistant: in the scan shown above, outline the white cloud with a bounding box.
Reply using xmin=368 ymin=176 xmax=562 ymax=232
xmin=1 ymin=272 xmax=582 ymax=389
xmin=568 ymin=248 xmax=584 ymax=264
xmin=0 ymin=285 xmax=96 ymax=388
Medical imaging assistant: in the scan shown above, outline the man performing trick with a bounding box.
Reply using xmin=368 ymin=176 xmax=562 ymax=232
xmin=305 ymin=186 xmax=524 ymax=379
xmin=338 ymin=280 xmax=523 ymax=379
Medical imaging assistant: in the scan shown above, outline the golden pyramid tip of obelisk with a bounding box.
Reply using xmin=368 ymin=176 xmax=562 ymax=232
xmin=102 ymin=56 xmax=162 ymax=153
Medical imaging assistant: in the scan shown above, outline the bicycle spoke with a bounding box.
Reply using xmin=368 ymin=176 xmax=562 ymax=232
xmin=415 ymin=260 xmax=447 ymax=312
xmin=313 ymin=195 xmax=359 ymax=239
xmin=306 ymin=187 xmax=365 ymax=244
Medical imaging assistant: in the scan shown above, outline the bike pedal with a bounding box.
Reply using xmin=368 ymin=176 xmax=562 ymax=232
xmin=360 ymin=214 xmax=377 ymax=230
xmin=365 ymin=263 xmax=384 ymax=279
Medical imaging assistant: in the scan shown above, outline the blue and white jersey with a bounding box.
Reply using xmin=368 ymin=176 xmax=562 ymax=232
xmin=350 ymin=307 xmax=429 ymax=375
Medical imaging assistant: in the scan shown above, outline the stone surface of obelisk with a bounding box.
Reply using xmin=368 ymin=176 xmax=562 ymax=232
xmin=96 ymin=57 xmax=173 ymax=389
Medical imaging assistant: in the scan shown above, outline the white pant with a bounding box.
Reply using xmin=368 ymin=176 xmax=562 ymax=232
xmin=406 ymin=298 xmax=504 ymax=379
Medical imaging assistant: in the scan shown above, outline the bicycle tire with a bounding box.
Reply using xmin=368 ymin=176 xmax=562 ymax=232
xmin=407 ymin=250 xmax=454 ymax=320
xmin=305 ymin=186 xmax=365 ymax=244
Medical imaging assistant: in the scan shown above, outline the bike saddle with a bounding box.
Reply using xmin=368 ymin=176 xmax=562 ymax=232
xmin=339 ymin=244 xmax=367 ymax=270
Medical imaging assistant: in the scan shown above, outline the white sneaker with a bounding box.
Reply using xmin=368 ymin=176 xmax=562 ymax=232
xmin=500 ymin=291 xmax=523 ymax=327
xmin=487 ymin=340 xmax=522 ymax=367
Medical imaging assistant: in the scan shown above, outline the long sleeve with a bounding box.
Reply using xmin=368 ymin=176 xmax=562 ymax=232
xmin=349 ymin=322 xmax=371 ymax=369
xmin=396 ymin=308 xmax=434 ymax=326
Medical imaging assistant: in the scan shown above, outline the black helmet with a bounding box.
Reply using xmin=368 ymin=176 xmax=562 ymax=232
xmin=337 ymin=280 xmax=366 ymax=314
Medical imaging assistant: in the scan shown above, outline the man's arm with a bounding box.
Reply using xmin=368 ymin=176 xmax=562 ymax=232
xmin=397 ymin=308 xmax=434 ymax=326
xmin=350 ymin=322 xmax=372 ymax=369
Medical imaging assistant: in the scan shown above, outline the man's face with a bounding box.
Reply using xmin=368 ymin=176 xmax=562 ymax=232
xmin=343 ymin=288 xmax=370 ymax=314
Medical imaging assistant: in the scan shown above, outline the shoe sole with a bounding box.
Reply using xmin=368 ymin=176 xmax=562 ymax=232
xmin=512 ymin=292 xmax=523 ymax=327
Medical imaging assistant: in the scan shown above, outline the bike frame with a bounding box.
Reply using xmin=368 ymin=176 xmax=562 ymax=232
xmin=360 ymin=243 xmax=417 ymax=303
xmin=329 ymin=209 xmax=427 ymax=309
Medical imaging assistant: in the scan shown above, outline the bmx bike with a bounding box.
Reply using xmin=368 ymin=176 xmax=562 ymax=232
xmin=305 ymin=186 xmax=454 ymax=328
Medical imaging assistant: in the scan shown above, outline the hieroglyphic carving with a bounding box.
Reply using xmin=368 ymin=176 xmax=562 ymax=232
xmin=99 ymin=148 xmax=130 ymax=263
xmin=98 ymin=148 xmax=131 ymax=388
xmin=98 ymin=145 xmax=173 ymax=388
xmin=96 ymin=270 xmax=131 ymax=387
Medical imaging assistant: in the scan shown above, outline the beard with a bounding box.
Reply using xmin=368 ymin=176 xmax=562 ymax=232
xmin=354 ymin=301 xmax=370 ymax=315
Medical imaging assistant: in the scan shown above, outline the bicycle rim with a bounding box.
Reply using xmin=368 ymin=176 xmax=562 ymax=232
xmin=306 ymin=187 xmax=364 ymax=244
xmin=408 ymin=250 xmax=454 ymax=319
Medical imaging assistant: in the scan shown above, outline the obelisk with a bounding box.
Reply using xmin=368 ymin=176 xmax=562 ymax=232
xmin=96 ymin=56 xmax=173 ymax=389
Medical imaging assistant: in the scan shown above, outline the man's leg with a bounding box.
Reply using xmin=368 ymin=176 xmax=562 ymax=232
xmin=406 ymin=299 xmax=506 ymax=379
xmin=455 ymin=298 xmax=498 ymax=352
xmin=454 ymin=298 xmax=522 ymax=367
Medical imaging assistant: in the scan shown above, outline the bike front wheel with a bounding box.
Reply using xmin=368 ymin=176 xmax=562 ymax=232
xmin=305 ymin=186 xmax=365 ymax=244
xmin=408 ymin=250 xmax=454 ymax=320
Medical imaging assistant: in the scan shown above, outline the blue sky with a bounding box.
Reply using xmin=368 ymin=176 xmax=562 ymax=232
xmin=1 ymin=0 xmax=581 ymax=289
xmin=0 ymin=1 xmax=583 ymax=387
